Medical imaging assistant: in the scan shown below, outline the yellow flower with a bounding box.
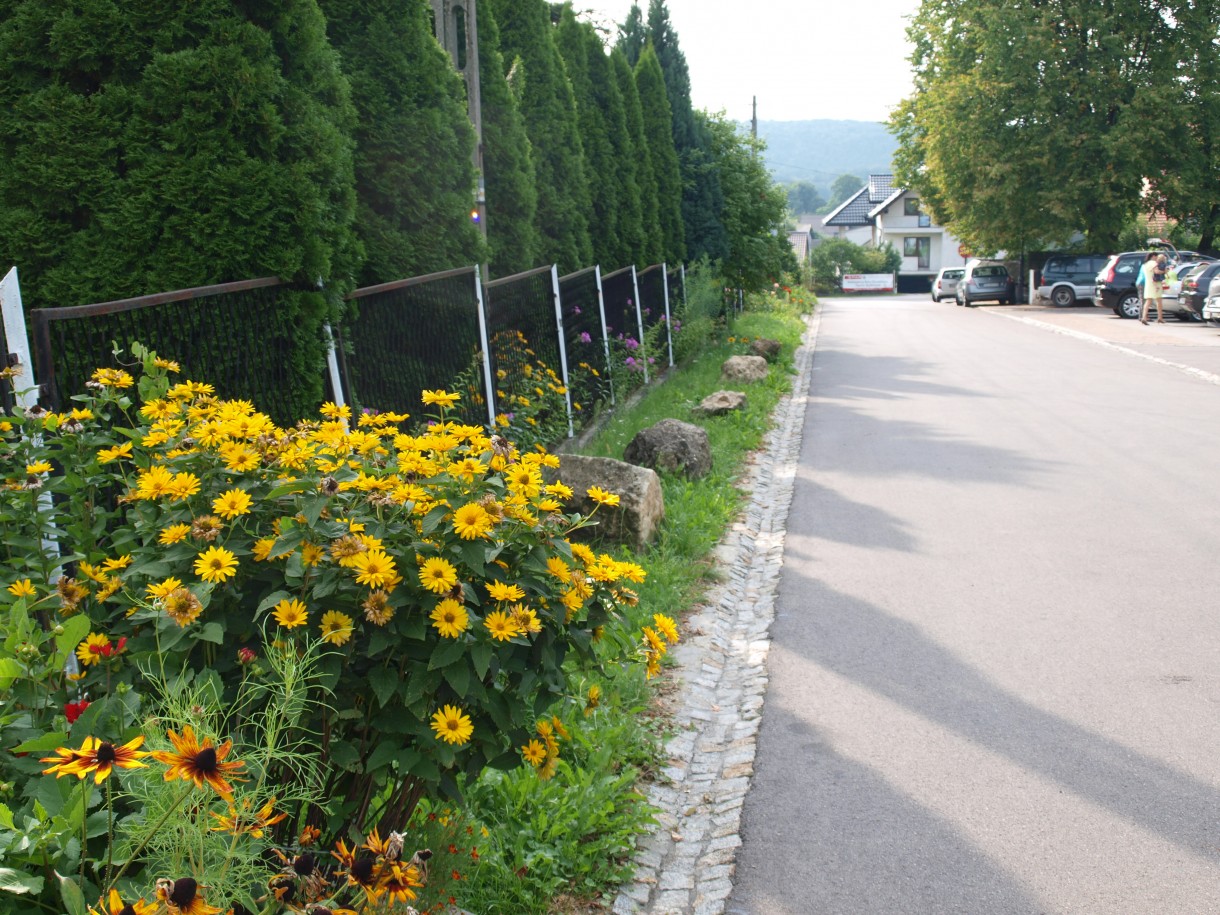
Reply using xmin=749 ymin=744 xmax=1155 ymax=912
xmin=153 ymin=357 xmax=180 ymax=373
xmin=272 ymin=598 xmax=308 ymax=629
xmin=421 ymin=389 xmax=461 ymax=408
xmin=40 ymin=735 xmax=147 ymax=783
xmin=452 ymin=502 xmax=493 ymax=540
xmin=97 ymin=441 xmax=133 ymax=463
xmin=545 ymin=557 xmax=571 ymax=582
xmin=586 ymin=486 xmax=620 ymax=507
xmin=430 ymin=704 xmax=474 ymax=745
xmin=75 ymin=632 xmax=110 ymax=666
xmin=102 ymin=555 xmax=132 ymax=573
xmin=90 ymin=367 xmax=134 ymax=389
xmin=169 ymin=472 xmax=201 ymax=501
xmin=163 ymin=588 xmax=203 ymax=627
xmin=653 ymin=613 xmax=680 ymax=644
xmin=159 ymin=523 xmax=191 ymax=545
xmin=545 ymin=481 xmax=573 ymax=500
xmin=418 ymin=556 xmax=458 ymax=594
xmin=194 ymin=546 xmax=238 ymax=583
xmin=430 ymin=599 xmax=469 ymax=638
xmin=252 ymin=538 xmax=275 ymax=562
xmin=584 ymin=684 xmax=601 ymax=716
xmin=320 ymin=401 xmax=352 ymax=420
xmin=26 ymin=460 xmax=52 ymax=475
xmin=351 ymin=549 xmax=397 ymax=590
xmin=319 ymin=610 xmax=354 ymax=645
xmin=521 ymin=739 xmax=547 ymax=766
xmin=485 ymin=580 xmax=524 ymax=602
xmin=211 ymin=488 xmax=252 ymax=519
xmin=210 ymin=796 xmax=288 ymax=838
xmin=483 ymin=610 xmax=521 ymax=642
xmin=7 ymin=579 xmax=35 ymax=598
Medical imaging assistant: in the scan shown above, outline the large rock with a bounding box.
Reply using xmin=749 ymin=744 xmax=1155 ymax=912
xmin=549 ymin=454 xmax=664 ymax=550
xmin=694 ymin=390 xmax=747 ymax=417
xmin=721 ymin=354 xmax=768 ymax=383
xmin=749 ymin=337 xmax=782 ymax=362
xmin=623 ymin=418 xmax=712 ymax=479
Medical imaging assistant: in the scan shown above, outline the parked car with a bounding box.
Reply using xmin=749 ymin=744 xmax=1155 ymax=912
xmin=1202 ymin=274 xmax=1220 ymax=326
xmin=1176 ymin=262 xmax=1220 ymax=319
xmin=931 ymin=267 xmax=965 ymax=302
xmin=1094 ymin=246 xmax=1210 ymax=319
xmin=955 ymin=261 xmax=1013 ymax=306
xmin=1036 ymin=254 xmax=1108 ymax=306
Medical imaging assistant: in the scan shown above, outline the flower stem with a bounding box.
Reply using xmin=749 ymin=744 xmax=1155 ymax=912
xmin=105 ymin=777 xmax=114 ymax=885
xmin=104 ymin=785 xmax=193 ymax=894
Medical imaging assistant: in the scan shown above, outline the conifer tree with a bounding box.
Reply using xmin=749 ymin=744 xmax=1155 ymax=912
xmin=635 ymin=45 xmax=685 ymax=264
xmin=613 ymin=48 xmax=661 ymax=264
xmin=618 ymin=4 xmax=647 ymax=67
xmin=321 ymin=0 xmax=482 ymax=284
xmin=488 ymin=0 xmax=593 ymax=273
xmin=477 ymin=0 xmax=540 ymax=276
xmin=0 ymin=0 xmax=360 ymax=417
xmin=556 ymin=6 xmax=622 ymax=270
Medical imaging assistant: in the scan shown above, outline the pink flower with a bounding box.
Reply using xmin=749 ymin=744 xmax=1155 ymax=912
xmin=237 ymin=647 xmax=257 ymax=665
xmin=579 ymin=332 xmax=592 ymax=344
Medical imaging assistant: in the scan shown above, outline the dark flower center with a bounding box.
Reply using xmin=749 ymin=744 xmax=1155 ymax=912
xmin=169 ymin=877 xmax=198 ymax=905
xmin=293 ymin=853 xmax=317 ymax=876
xmin=119 ymin=905 xmax=137 ymax=915
xmin=96 ymin=742 xmax=117 ymax=763
xmin=194 ymin=747 xmax=218 ymax=772
xmin=351 ymin=856 xmax=376 ymax=883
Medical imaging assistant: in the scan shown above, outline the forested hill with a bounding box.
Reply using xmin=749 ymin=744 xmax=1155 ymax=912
xmin=756 ymin=119 xmax=898 ymax=191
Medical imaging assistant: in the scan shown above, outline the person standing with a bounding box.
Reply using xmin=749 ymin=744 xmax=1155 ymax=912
xmin=1139 ymin=253 xmax=1167 ymax=324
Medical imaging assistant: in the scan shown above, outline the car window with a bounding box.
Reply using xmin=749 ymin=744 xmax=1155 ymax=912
xmin=1115 ymin=259 xmax=1138 ymax=277
xmin=974 ymin=265 xmax=1008 ymax=277
xmin=944 ymin=269 xmax=964 ymax=279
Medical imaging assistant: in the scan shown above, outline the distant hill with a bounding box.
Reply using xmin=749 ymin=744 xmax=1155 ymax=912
xmin=754 ymin=120 xmax=898 ymax=193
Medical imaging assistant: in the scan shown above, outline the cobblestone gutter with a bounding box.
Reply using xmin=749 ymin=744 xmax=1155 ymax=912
xmin=612 ymin=308 xmax=822 ymax=915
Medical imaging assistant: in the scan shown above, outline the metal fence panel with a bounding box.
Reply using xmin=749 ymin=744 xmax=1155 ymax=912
xmin=557 ymin=266 xmax=612 ymax=424
xmin=339 ymin=266 xmax=487 ymax=425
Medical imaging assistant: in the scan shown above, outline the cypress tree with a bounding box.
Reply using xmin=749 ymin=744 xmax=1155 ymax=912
xmin=556 ymin=6 xmax=621 ymax=270
xmin=618 ymin=4 xmax=647 ymax=67
xmin=635 ymin=46 xmax=685 ymax=265
xmin=646 ymin=0 xmax=726 ymax=263
xmin=0 ymin=0 xmax=360 ymax=417
xmin=587 ymin=34 xmax=644 ymax=271
xmin=477 ymin=0 xmax=540 ymax=276
xmin=613 ymin=48 xmax=661 ymax=264
xmin=321 ymin=0 xmax=483 ymax=284
xmin=488 ymin=0 xmax=593 ymax=273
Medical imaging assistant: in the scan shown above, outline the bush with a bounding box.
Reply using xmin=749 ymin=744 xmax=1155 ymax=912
xmin=809 ymin=238 xmax=901 ymax=293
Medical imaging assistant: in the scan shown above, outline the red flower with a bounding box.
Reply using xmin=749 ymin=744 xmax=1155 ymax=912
xmin=64 ymin=700 xmax=90 ymax=724
xmin=98 ymin=636 xmax=128 ymax=658
xmin=237 ymin=647 xmax=256 ymax=665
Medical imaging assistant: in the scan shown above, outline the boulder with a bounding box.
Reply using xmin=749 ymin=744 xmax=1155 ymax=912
xmin=694 ymin=390 xmax=747 ymax=417
xmin=749 ymin=337 xmax=782 ymax=361
xmin=721 ymin=354 xmax=769 ymax=383
xmin=549 ymin=454 xmax=664 ymax=550
xmin=623 ymin=419 xmax=712 ymax=479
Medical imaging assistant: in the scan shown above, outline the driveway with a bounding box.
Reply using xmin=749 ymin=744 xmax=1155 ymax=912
xmin=728 ymin=294 xmax=1220 ymax=914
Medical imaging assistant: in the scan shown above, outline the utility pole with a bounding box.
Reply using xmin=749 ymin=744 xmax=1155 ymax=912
xmin=751 ymin=95 xmax=757 ymax=140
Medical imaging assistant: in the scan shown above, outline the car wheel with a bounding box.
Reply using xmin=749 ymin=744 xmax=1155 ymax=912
xmin=1117 ymin=292 xmax=1141 ymax=319
xmin=1178 ymin=310 xmax=1202 ymax=322
xmin=931 ymin=294 xmax=939 ymax=302
xmin=1051 ymin=286 xmax=1076 ymax=307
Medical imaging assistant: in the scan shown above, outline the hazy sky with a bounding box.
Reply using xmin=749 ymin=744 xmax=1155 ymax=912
xmin=581 ymin=0 xmax=921 ymax=123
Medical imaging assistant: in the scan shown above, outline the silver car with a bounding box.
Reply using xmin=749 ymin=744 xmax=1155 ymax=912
xmin=1203 ymin=274 xmax=1220 ymax=326
xmin=931 ymin=267 xmax=964 ymax=302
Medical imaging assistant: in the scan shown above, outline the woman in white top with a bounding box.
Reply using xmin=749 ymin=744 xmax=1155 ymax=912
xmin=1139 ymin=253 xmax=1167 ymax=324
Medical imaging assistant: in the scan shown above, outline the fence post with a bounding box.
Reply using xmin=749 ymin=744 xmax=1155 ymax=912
xmin=661 ymin=261 xmax=674 ymax=368
xmin=322 ymin=324 xmax=347 ymax=415
xmin=631 ymin=265 xmax=648 ymax=385
xmin=549 ymin=265 xmax=575 ymax=439
xmin=594 ymin=265 xmax=615 ymax=407
xmin=473 ymin=266 xmax=497 ymax=429
xmin=1 ymin=266 xmax=41 ymax=411
xmin=680 ymin=262 xmax=687 ymax=308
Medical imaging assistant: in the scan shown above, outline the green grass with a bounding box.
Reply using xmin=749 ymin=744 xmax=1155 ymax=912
xmin=457 ymin=296 xmax=809 ymax=913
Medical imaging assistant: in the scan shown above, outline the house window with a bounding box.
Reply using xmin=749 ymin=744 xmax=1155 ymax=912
xmin=904 ymin=237 xmax=930 ymax=269
xmin=904 ymin=198 xmax=921 ymax=216
xmin=918 ymin=214 xmax=932 ymax=227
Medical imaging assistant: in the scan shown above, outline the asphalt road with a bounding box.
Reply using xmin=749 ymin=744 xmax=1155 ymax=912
xmin=727 ymin=294 xmax=1220 ymax=914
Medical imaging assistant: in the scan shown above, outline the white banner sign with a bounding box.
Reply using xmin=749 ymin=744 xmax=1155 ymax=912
xmin=841 ymin=273 xmax=894 ymax=292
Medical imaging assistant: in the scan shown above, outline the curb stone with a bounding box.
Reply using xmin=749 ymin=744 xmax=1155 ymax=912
xmin=612 ymin=307 xmax=823 ymax=915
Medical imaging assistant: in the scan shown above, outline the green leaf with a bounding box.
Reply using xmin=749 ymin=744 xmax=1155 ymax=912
xmin=0 ymin=868 xmax=42 ymax=895
xmin=0 ymin=803 xmax=12 ymax=830
xmin=57 ymin=871 xmax=87 ymax=915
xmin=364 ymin=740 xmax=401 ymax=774
xmin=428 ymin=638 xmax=466 ymax=671
xmin=0 ymin=658 xmax=23 ymax=689
xmin=300 ymin=495 xmax=327 ymax=527
xmin=52 ymin=614 xmax=91 ymax=665
xmin=256 ymin=590 xmax=291 ymax=618
xmin=266 ymin=479 xmax=312 ymax=499
xmin=368 ymin=667 xmax=399 ymax=708
xmin=458 ymin=538 xmax=488 ymax=573
xmin=470 ymin=641 xmax=493 ymax=680
xmin=12 ymin=731 xmax=68 ymax=754
xmin=443 ymin=663 xmax=470 ymax=698
xmin=193 ymin=622 xmax=225 ymax=645
xmin=328 ymin=740 xmax=361 ymax=772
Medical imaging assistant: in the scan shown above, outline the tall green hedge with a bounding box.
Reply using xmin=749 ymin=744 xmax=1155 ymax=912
xmin=0 ymin=0 xmax=360 ymax=417
xmin=613 ymin=48 xmax=661 ymax=265
xmin=635 ymin=46 xmax=685 ymax=265
xmin=321 ymin=0 xmax=483 ymax=285
xmin=488 ymin=0 xmax=593 ymax=274
xmin=589 ymin=36 xmax=645 ymax=272
xmin=477 ymin=0 xmax=540 ymax=277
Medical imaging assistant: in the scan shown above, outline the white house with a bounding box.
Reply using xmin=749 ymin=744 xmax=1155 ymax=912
xmin=822 ymin=175 xmax=969 ymax=292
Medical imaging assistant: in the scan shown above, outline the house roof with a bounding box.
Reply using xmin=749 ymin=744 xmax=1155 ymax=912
xmin=868 ymin=187 xmax=906 ymax=219
xmin=867 ymin=174 xmax=895 ymax=202
xmin=788 ymin=231 xmax=811 ymax=260
xmin=822 ymin=186 xmax=873 ymax=227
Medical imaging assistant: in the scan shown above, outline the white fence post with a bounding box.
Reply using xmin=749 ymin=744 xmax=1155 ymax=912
xmin=661 ymin=262 xmax=674 ymax=367
xmin=594 ymin=265 xmax=614 ymax=407
xmin=322 ymin=324 xmax=347 ymax=416
xmin=474 ymin=266 xmax=497 ymax=429
xmin=631 ymin=265 xmax=648 ymax=385
xmin=549 ymin=265 xmax=575 ymax=439
xmin=1 ymin=266 xmax=41 ymax=411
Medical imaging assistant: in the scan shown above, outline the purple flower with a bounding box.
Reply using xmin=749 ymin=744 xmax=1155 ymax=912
xmin=625 ymin=337 xmax=639 ymax=351
xmin=579 ymin=331 xmax=592 ymax=344
xmin=574 ymin=305 xmax=582 ymax=314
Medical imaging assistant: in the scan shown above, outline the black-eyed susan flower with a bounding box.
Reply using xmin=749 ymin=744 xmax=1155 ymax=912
xmin=41 ymin=735 xmax=148 ymax=783
xmin=209 ymin=796 xmax=287 ymax=838
xmin=210 ymin=488 xmax=252 ymax=520
xmin=381 ymin=860 xmax=423 ymax=904
xmin=272 ymin=597 xmax=308 ymax=629
xmin=483 ymin=610 xmax=520 ymax=643
xmin=95 ymin=887 xmax=155 ymax=915
xmin=154 ymin=877 xmax=220 ymax=915
xmin=191 ymin=515 xmax=224 ymax=543
xmin=653 ymin=613 xmax=679 ymax=644
xmin=351 ymin=549 xmax=396 ymax=590
xmin=91 ymin=367 xmax=134 ymax=389
xmin=299 ymin=824 xmax=322 ymax=846
xmin=430 ymin=599 xmax=468 ymax=639
xmin=7 ymin=578 xmax=35 ymax=599
xmin=162 ymin=588 xmax=204 ymax=627
xmin=430 ymin=704 xmax=473 ymax=745
xmin=193 ymin=546 xmax=237 ymax=583
xmin=418 ymin=557 xmax=458 ymax=594
xmin=485 ymin=580 xmax=523 ymax=602
xmin=362 ymin=590 xmax=395 ymax=626
xmin=521 ymin=739 xmax=546 ymax=766
xmin=421 ymin=389 xmax=461 ymax=408
xmin=97 ymin=441 xmax=134 ymax=464
xmin=158 ymin=523 xmax=191 ymax=545
xmin=152 ymin=725 xmax=246 ymax=798
xmin=319 ymin=610 xmax=354 ymax=645
xmin=332 ymin=839 xmax=382 ymax=900
xmin=586 ymin=486 xmax=620 ymax=507
xmin=451 ymin=502 xmax=493 ymax=540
